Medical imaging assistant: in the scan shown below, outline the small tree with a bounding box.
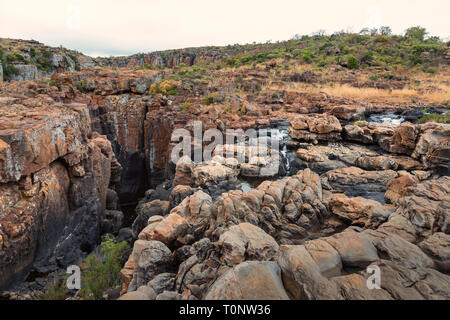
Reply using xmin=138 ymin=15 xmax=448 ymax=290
xmin=379 ymin=26 xmax=392 ymax=36
xmin=405 ymin=26 xmax=428 ymax=42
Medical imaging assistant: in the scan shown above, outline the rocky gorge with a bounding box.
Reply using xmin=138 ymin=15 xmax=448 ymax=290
xmin=0 ymin=37 xmax=449 ymax=300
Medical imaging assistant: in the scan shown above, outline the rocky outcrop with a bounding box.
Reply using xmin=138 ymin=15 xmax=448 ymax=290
xmin=322 ymin=166 xmax=398 ymax=202
xmin=0 ymin=81 xmax=121 ymax=290
xmin=289 ymin=114 xmax=342 ymax=143
xmin=412 ymin=123 xmax=450 ymax=175
xmin=0 ymin=38 xmax=82 ymax=81
xmin=121 ymin=166 xmax=450 ymax=300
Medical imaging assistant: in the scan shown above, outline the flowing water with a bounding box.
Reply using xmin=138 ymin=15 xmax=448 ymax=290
xmin=366 ymin=112 xmax=405 ymax=125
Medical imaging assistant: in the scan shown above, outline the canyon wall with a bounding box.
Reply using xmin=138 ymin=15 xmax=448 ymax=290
xmin=0 ymin=81 xmax=121 ymax=289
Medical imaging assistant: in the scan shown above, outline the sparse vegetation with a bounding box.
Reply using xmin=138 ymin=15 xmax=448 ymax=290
xmin=179 ymin=102 xmax=192 ymax=112
xmin=79 ymin=235 xmax=129 ymax=300
xmin=149 ymin=79 xmax=179 ymax=96
xmin=202 ymin=92 xmax=224 ymax=105
xmin=418 ymin=111 xmax=450 ymax=124
xmin=39 ymin=275 xmax=69 ymax=300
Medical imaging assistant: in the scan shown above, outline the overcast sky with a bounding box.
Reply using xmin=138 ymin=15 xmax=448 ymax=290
xmin=0 ymin=0 xmax=449 ymax=57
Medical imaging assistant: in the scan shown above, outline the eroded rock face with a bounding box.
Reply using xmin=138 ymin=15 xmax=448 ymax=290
xmin=412 ymin=123 xmax=450 ymax=175
xmin=322 ymin=166 xmax=398 ymax=202
xmin=0 ymin=81 xmax=121 ymax=290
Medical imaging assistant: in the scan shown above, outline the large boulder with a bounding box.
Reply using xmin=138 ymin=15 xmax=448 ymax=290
xmin=132 ymin=200 xmax=169 ymax=236
xmin=205 ymin=261 xmax=290 ymax=300
xmin=323 ymin=229 xmax=379 ymax=268
xmin=329 ymin=193 xmax=392 ymax=228
xmin=384 ymin=174 xmax=418 ymax=204
xmin=138 ymin=213 xmax=190 ymax=247
xmin=218 ymin=223 xmax=279 ymax=264
xmin=125 ymin=240 xmax=173 ymax=290
xmin=276 ymin=245 xmax=343 ymax=300
xmin=412 ymin=123 xmax=450 ymax=175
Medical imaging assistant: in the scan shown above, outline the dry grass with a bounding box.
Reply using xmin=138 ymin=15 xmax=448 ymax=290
xmin=268 ymin=81 xmax=450 ymax=104
xmin=319 ymin=85 xmax=418 ymax=101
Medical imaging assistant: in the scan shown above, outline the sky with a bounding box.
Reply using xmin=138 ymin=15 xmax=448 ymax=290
xmin=0 ymin=0 xmax=449 ymax=57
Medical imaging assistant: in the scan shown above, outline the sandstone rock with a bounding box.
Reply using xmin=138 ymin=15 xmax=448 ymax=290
xmin=205 ymin=261 xmax=290 ymax=300
xmin=119 ymin=285 xmax=156 ymax=300
xmin=0 ymin=102 xmax=90 ymax=183
xmin=412 ymin=123 xmax=450 ymax=175
xmin=393 ymin=176 xmax=450 ymax=237
xmin=384 ymin=174 xmax=418 ymax=204
xmin=329 ymin=193 xmax=392 ymax=228
xmin=380 ymin=122 xmax=417 ymax=154
xmin=132 ymin=240 xmax=173 ymax=288
xmin=218 ymin=223 xmax=279 ymax=264
xmin=294 ymin=143 xmax=381 ymax=174
xmin=323 ymin=229 xmax=378 ymax=268
xmin=173 ymin=156 xmax=194 ymax=187
xmin=132 ymin=200 xmax=169 ymax=237
xmin=156 ymin=291 xmax=182 ymax=300
xmin=332 ymin=273 xmax=393 ymax=300
xmin=323 ymin=166 xmax=398 ymax=202
xmin=289 ymin=114 xmax=342 ymax=143
xmin=147 ymin=273 xmax=176 ymax=294
xmin=304 ymin=239 xmax=342 ymax=277
xmin=377 ymin=213 xmax=418 ymax=243
xmin=118 ymin=290 xmax=150 ymax=300
xmin=419 ymin=233 xmax=450 ymax=272
xmin=355 ymin=155 xmax=397 ymax=171
xmin=327 ymin=105 xmax=365 ymax=121
xmin=169 ymin=185 xmax=196 ymax=210
xmin=138 ymin=213 xmax=190 ymax=246
xmin=377 ymin=260 xmax=450 ymax=300
xmin=174 ymin=238 xmax=221 ymax=299
xmin=170 ymin=190 xmax=213 ymax=229
xmin=276 ymin=245 xmax=343 ymax=300
xmin=344 ymin=124 xmax=373 ymax=144
xmin=364 ymin=229 xmax=433 ymax=269
xmin=192 ymin=162 xmax=239 ymax=187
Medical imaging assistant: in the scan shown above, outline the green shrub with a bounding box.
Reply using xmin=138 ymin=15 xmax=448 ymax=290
xmin=418 ymin=112 xmax=450 ymax=124
xmin=423 ymin=66 xmax=436 ymax=74
xmin=202 ymin=92 xmax=222 ymax=105
xmin=149 ymin=80 xmax=179 ymax=96
xmin=222 ymin=106 xmax=232 ymax=114
xmin=2 ymin=62 xmax=19 ymax=79
xmin=180 ymin=102 xmax=192 ymax=112
xmin=346 ymin=55 xmax=359 ymax=69
xmin=36 ymin=48 xmax=52 ymax=71
xmin=75 ymin=80 xmax=87 ymax=92
xmin=353 ymin=120 xmax=367 ymax=127
xmin=5 ymin=52 xmax=26 ymax=63
xmin=301 ymin=48 xmax=314 ymax=63
xmin=79 ymin=235 xmax=129 ymax=300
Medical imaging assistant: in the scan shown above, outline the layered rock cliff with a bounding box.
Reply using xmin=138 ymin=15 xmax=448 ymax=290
xmin=0 ymin=81 xmax=122 ymax=289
